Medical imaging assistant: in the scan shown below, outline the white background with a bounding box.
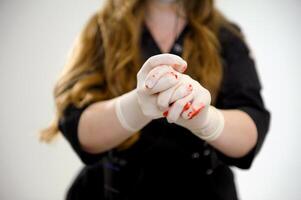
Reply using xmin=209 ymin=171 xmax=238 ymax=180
xmin=0 ymin=0 xmax=300 ymax=199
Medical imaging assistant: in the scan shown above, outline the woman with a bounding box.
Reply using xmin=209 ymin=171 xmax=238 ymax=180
xmin=42 ymin=0 xmax=270 ymax=199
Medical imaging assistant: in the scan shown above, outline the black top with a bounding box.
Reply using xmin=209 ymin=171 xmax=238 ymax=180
xmin=58 ymin=24 xmax=270 ymax=200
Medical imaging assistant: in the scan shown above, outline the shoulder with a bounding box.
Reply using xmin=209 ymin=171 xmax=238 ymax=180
xmin=217 ymin=23 xmax=261 ymax=90
xmin=218 ymin=23 xmax=252 ymax=61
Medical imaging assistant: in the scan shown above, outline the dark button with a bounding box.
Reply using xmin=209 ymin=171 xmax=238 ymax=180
xmin=118 ymin=159 xmax=127 ymax=166
xmin=206 ymin=169 xmax=214 ymax=175
xmin=203 ymin=149 xmax=211 ymax=156
xmin=173 ymin=43 xmax=183 ymax=53
xmin=191 ymin=152 xmax=200 ymax=159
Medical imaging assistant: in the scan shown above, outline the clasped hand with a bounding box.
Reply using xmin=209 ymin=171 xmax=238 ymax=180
xmin=137 ymin=55 xmax=211 ymax=124
xmin=135 ymin=54 xmax=224 ymax=141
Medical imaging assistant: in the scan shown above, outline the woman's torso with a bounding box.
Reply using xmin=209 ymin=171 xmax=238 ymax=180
xmin=65 ymin=24 xmax=241 ymax=200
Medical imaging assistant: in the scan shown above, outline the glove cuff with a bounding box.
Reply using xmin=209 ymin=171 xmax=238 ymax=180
xmin=193 ymin=106 xmax=225 ymax=142
xmin=115 ymin=89 xmax=151 ymax=133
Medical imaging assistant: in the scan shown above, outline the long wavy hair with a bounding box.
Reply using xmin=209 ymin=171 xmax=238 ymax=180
xmin=41 ymin=0 xmax=238 ymax=147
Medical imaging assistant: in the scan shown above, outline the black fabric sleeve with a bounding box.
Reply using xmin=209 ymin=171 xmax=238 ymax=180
xmin=214 ymin=26 xmax=271 ymax=169
xmin=58 ymin=104 xmax=108 ymax=165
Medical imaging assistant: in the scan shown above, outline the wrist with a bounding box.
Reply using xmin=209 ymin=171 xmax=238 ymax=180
xmin=190 ymin=106 xmax=225 ymax=142
xmin=115 ymin=89 xmax=152 ymax=132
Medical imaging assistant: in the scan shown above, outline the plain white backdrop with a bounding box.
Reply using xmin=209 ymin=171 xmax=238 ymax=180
xmin=0 ymin=0 xmax=300 ymax=199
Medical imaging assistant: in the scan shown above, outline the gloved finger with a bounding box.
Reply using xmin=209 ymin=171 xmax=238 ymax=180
xmin=158 ymin=75 xmax=192 ymax=110
xmin=157 ymin=82 xmax=180 ymax=111
xmin=181 ymin=92 xmax=207 ymax=120
xmin=165 ymin=93 xmax=194 ymax=123
xmin=145 ymin=65 xmax=174 ymax=89
xmin=157 ymin=77 xmax=192 ymax=111
xmin=138 ymin=54 xmax=187 ymax=79
xmin=147 ymin=71 xmax=180 ymax=94
xmin=169 ymin=82 xmax=193 ymax=103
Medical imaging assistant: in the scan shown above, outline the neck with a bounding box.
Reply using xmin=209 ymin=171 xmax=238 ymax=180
xmin=145 ymin=0 xmax=184 ymax=22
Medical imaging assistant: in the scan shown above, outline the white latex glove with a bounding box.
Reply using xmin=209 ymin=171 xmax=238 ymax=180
xmin=146 ymin=72 xmax=224 ymax=142
xmin=115 ymin=54 xmax=187 ymax=132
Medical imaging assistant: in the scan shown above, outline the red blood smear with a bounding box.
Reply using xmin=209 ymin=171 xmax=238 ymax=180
xmin=163 ymin=111 xmax=169 ymax=117
xmin=189 ymin=104 xmax=205 ymax=119
xmin=183 ymin=102 xmax=191 ymax=111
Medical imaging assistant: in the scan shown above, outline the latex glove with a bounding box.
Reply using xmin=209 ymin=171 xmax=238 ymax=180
xmin=150 ymin=73 xmax=224 ymax=141
xmin=115 ymin=54 xmax=187 ymax=132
